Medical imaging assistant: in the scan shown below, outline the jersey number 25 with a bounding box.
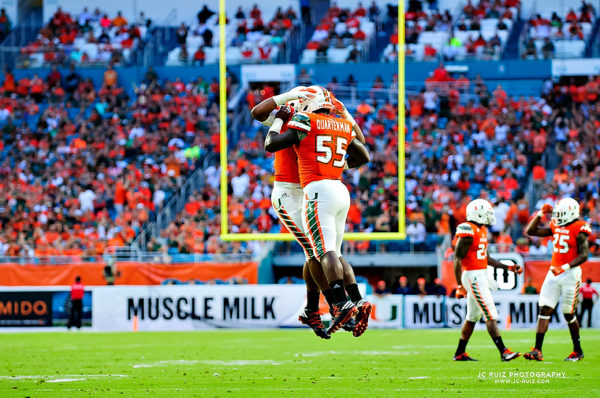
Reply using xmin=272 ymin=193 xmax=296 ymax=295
xmin=316 ymin=136 xmax=348 ymax=168
xmin=552 ymin=233 xmax=569 ymax=254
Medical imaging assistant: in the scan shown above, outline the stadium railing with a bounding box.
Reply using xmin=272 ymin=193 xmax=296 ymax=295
xmin=132 ymin=164 xmax=206 ymax=251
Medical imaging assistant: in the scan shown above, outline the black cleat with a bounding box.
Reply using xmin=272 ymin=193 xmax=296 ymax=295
xmin=342 ymin=315 xmax=356 ymax=332
xmin=327 ymin=301 xmax=357 ymax=335
xmin=564 ymin=351 xmax=584 ymax=361
xmin=501 ymin=348 xmax=521 ymax=361
xmin=523 ymin=348 xmax=543 ymax=361
xmin=453 ymin=352 xmax=478 ymax=361
xmin=352 ymin=299 xmax=373 ymax=337
xmin=298 ymin=308 xmax=330 ymax=339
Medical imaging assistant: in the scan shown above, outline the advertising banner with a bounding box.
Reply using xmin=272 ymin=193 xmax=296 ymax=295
xmin=2 ymin=285 xmax=599 ymax=330
xmin=367 ymin=295 xmax=404 ymax=329
xmin=0 ymin=291 xmax=53 ymax=327
xmin=401 ymin=294 xmax=598 ymax=329
xmin=92 ymin=285 xmax=308 ymax=331
xmin=0 ymin=290 xmax=92 ymax=327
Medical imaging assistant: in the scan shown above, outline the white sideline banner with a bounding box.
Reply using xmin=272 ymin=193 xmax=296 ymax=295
xmin=400 ymin=294 xmax=596 ymax=329
xmin=92 ymin=285 xmax=307 ymax=331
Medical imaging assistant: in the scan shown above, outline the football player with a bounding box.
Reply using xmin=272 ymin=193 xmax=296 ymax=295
xmin=524 ymin=198 xmax=590 ymax=361
xmin=264 ymin=86 xmax=370 ymax=335
xmin=252 ymin=86 xmax=372 ymax=338
xmin=453 ymin=199 xmax=522 ymax=362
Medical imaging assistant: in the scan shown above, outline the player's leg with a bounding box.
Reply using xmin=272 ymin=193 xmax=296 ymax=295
xmin=303 ymin=180 xmax=357 ymax=334
xmin=272 ymin=184 xmax=330 ymax=339
xmin=525 ymin=271 xmax=559 ymax=360
xmin=465 ymin=270 xmax=519 ymax=361
xmin=454 ymin=271 xmax=482 ymax=361
xmin=340 ymin=258 xmax=373 ymax=337
xmin=306 ymin=258 xmax=335 ymax=308
xmin=560 ymin=268 xmax=583 ymax=361
xmin=334 ymin=188 xmax=370 ymax=335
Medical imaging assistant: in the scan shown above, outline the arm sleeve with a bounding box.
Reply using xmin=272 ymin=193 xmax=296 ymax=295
xmin=579 ymin=222 xmax=592 ymax=236
xmin=455 ymin=223 xmax=474 ymax=238
xmin=260 ymin=110 xmax=277 ymax=127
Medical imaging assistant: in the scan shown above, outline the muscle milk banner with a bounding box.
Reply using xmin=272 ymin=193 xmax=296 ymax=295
xmin=92 ymin=285 xmax=308 ymax=331
xmin=402 ymin=294 xmax=600 ymax=329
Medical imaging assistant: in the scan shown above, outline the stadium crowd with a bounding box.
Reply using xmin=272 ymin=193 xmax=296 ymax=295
xmin=389 ymin=0 xmax=519 ymax=62
xmin=522 ymin=1 xmax=596 ymax=59
xmin=19 ymin=7 xmax=155 ymax=67
xmin=304 ymin=2 xmax=378 ymax=63
xmin=0 ymin=65 xmax=218 ymax=257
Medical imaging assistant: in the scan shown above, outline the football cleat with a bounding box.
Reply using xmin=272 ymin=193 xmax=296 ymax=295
xmin=453 ymin=352 xmax=478 ymax=361
xmin=523 ymin=348 xmax=543 ymax=361
xmin=564 ymin=351 xmax=584 ymax=362
xmin=501 ymin=348 xmax=521 ymax=361
xmin=342 ymin=315 xmax=356 ymax=332
xmin=298 ymin=308 xmax=330 ymax=339
xmin=327 ymin=301 xmax=358 ymax=335
xmin=352 ymin=299 xmax=373 ymax=337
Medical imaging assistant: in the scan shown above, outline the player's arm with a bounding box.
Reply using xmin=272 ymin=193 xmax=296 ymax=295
xmin=570 ymin=232 xmax=589 ymax=269
xmin=352 ymin=123 xmax=365 ymax=144
xmin=346 ymin=139 xmax=370 ymax=168
xmin=251 ymin=97 xmax=277 ymax=123
xmin=331 ymin=94 xmax=365 ymax=144
xmin=525 ymin=204 xmax=553 ymax=237
xmin=453 ymin=236 xmax=471 ymax=296
xmin=551 ymin=231 xmax=590 ymax=276
xmin=251 ymin=86 xmax=314 ymax=123
xmin=488 ymin=254 xmax=523 ymax=274
xmin=487 ymin=255 xmax=507 ymax=269
xmin=264 ymin=106 xmax=299 ymax=152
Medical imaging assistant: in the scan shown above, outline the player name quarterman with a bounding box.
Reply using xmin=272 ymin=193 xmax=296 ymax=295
xmin=315 ymin=119 xmax=351 ymax=132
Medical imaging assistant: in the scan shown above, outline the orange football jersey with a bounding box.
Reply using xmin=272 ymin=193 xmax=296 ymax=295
xmin=274 ymin=122 xmax=300 ymax=184
xmin=287 ymin=111 xmax=355 ymax=188
xmin=454 ymin=222 xmax=489 ymax=271
xmin=549 ymin=220 xmax=591 ymax=267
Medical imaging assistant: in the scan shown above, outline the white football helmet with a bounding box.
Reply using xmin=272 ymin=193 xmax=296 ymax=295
xmin=466 ymin=199 xmax=496 ymax=226
xmin=302 ymin=85 xmax=334 ymax=113
xmin=552 ymin=198 xmax=580 ymax=226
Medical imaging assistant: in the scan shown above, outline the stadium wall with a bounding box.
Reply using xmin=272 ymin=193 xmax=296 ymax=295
xmin=0 ymin=65 xmax=222 ymax=96
xmin=1 ymin=60 xmax=553 ymax=95
xmin=0 ymin=261 xmax=258 ymax=286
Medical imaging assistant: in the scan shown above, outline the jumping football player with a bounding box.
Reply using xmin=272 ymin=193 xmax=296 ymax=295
xmin=264 ymin=86 xmax=370 ymax=335
xmin=252 ymin=86 xmax=372 ymax=337
xmin=524 ymin=198 xmax=590 ymax=361
xmin=453 ymin=199 xmax=522 ymax=362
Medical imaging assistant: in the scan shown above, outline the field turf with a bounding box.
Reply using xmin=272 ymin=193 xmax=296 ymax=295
xmin=1 ymin=329 xmax=599 ymax=397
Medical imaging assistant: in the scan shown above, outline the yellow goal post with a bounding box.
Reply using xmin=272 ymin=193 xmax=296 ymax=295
xmin=218 ymin=0 xmax=405 ymax=241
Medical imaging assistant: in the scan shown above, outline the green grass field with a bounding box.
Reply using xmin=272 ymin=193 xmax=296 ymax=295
xmin=1 ymin=329 xmax=599 ymax=397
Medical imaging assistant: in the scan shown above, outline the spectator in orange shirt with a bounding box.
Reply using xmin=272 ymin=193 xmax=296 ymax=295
xmin=112 ymin=11 xmax=128 ymax=27
xmin=103 ymin=64 xmax=118 ymax=88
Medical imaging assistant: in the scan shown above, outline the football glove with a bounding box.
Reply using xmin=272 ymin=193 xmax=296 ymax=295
xmin=537 ymin=204 xmax=553 ymax=218
xmin=455 ymin=285 xmax=467 ymax=299
xmin=550 ymin=263 xmax=570 ymax=276
xmin=272 ymin=86 xmax=315 ymax=106
xmin=508 ymin=264 xmax=523 ymax=275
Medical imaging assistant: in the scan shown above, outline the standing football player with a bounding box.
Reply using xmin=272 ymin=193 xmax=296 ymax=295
xmin=524 ymin=198 xmax=590 ymax=361
xmin=264 ymin=86 xmax=370 ymax=335
xmin=453 ymin=199 xmax=522 ymax=361
xmin=253 ymin=86 xmax=372 ymax=337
